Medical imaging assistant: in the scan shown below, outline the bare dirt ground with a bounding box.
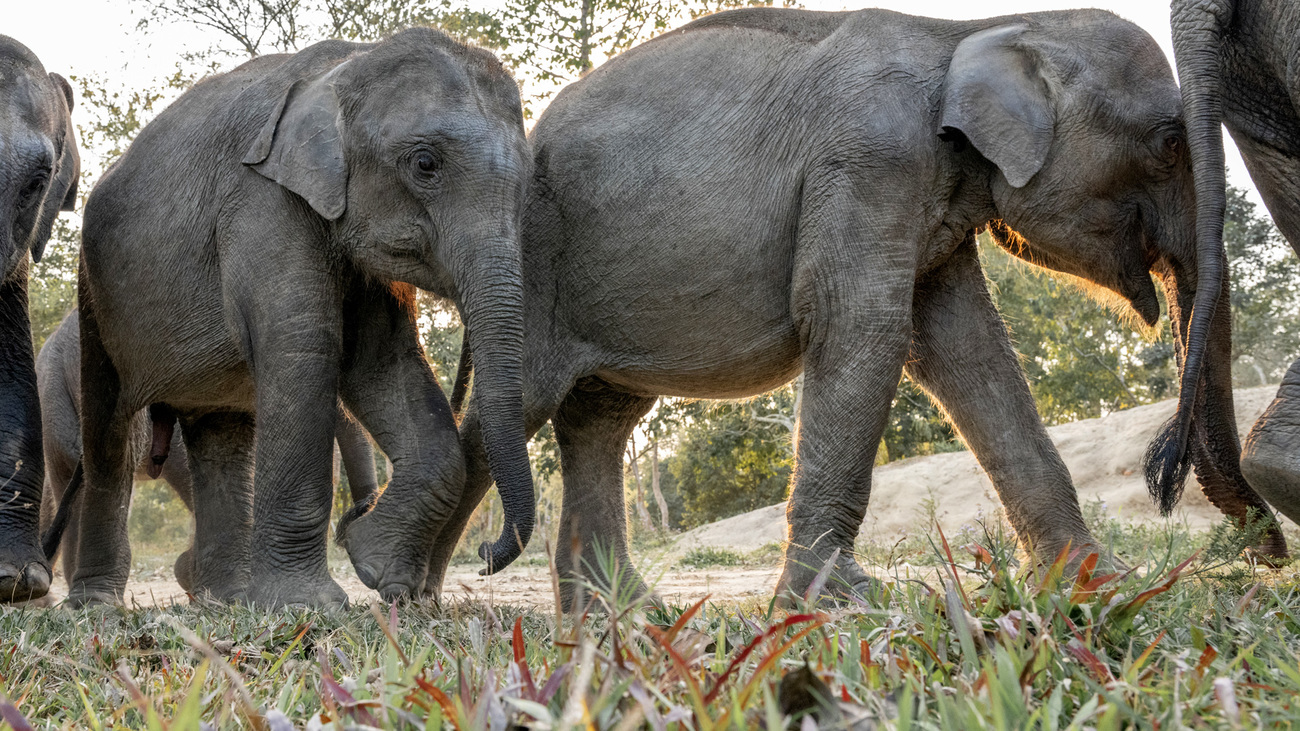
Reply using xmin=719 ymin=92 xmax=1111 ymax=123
xmin=44 ymin=385 xmax=1291 ymax=609
xmin=42 ymin=562 xmax=786 ymax=609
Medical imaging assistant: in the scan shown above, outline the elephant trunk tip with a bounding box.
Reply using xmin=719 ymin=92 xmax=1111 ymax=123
xmin=1144 ymin=413 xmax=1193 ymax=516
xmin=477 ymin=522 xmax=532 ymax=576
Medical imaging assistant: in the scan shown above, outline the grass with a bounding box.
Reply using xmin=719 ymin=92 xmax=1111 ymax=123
xmin=3 ymin=515 xmax=1300 ymax=729
xmin=677 ymin=547 xmax=745 ymax=569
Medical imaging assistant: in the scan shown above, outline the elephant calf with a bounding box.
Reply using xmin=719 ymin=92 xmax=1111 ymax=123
xmin=0 ymin=35 xmax=80 ymax=603
xmin=75 ymin=28 xmax=533 ymax=607
xmin=437 ymin=8 xmax=1229 ymax=607
xmin=36 ymin=310 xmax=379 ymax=598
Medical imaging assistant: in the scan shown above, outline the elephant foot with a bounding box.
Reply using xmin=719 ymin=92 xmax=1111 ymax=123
xmin=1025 ymin=535 xmax=1128 ymax=580
xmin=245 ymin=570 xmax=347 ymax=609
xmin=1246 ymin=522 xmax=1289 ymax=567
xmin=63 ymin=586 xmax=123 ymax=608
xmin=174 ymin=548 xmax=195 ymax=593
xmin=774 ymin=548 xmax=883 ymax=609
xmin=558 ymin=567 xmax=654 ymax=614
xmin=0 ymin=547 xmax=52 ymax=604
xmin=340 ymin=510 xmax=428 ymax=602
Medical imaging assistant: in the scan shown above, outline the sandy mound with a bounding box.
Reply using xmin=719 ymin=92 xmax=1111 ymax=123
xmin=674 ymin=385 xmax=1283 ymax=555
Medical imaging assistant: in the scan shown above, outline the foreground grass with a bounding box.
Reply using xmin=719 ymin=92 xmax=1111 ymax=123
xmin=3 ymin=517 xmax=1300 ymax=729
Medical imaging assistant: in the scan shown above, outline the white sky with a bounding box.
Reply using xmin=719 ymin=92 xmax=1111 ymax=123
xmin=3 ymin=0 xmax=1264 ymax=206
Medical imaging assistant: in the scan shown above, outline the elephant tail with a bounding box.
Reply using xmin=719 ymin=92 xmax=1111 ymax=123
xmin=449 ymin=327 xmax=472 ymax=418
xmin=42 ymin=459 xmax=83 ymax=561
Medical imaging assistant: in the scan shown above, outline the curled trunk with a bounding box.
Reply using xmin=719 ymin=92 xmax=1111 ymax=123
xmin=457 ymin=254 xmax=533 ymax=573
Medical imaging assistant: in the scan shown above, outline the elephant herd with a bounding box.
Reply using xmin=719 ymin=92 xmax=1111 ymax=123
xmin=0 ymin=0 xmax=1297 ymax=609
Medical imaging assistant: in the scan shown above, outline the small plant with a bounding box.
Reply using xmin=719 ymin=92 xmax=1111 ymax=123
xmin=678 ymin=546 xmax=744 ymax=569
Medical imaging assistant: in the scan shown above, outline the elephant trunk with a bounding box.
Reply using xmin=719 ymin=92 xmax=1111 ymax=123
xmin=1144 ymin=1 xmax=1233 ymax=514
xmin=456 ymin=245 xmax=533 ymax=574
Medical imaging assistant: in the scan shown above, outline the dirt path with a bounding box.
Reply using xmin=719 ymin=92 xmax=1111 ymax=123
xmin=39 ymin=563 xmax=784 ymax=609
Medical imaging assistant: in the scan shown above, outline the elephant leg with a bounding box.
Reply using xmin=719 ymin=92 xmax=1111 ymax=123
xmin=337 ymin=282 xmax=465 ymax=601
xmin=422 ymin=346 xmax=578 ymax=601
xmin=0 ymin=272 xmax=51 ymax=603
xmin=68 ymin=301 xmax=137 ymax=607
xmin=774 ymin=177 xmax=915 ymax=606
xmin=333 ymin=406 xmax=378 ymax=525
xmin=1241 ymin=359 xmax=1300 ymax=527
xmin=904 ymin=238 xmax=1097 ymax=564
xmin=44 ymin=437 xmax=80 ymax=589
xmin=238 ymin=288 xmax=346 ymax=609
xmin=177 ymin=410 xmax=254 ymax=600
xmin=157 ymin=428 xmax=196 ymax=592
xmin=550 ymin=380 xmax=657 ymax=612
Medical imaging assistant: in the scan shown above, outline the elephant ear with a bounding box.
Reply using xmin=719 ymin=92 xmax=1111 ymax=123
xmin=939 ymin=24 xmax=1054 ymax=188
xmin=49 ymin=74 xmax=79 ymax=213
xmin=28 ymin=74 xmax=81 ymax=263
xmin=243 ymin=65 xmax=348 ymax=221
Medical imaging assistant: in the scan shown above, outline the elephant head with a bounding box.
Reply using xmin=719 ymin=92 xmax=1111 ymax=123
xmin=0 ymin=35 xmax=78 ymax=603
xmin=0 ymin=36 xmax=79 ymax=281
xmin=243 ymin=28 xmax=535 ymax=570
xmin=941 ymin=14 xmax=1243 ymax=515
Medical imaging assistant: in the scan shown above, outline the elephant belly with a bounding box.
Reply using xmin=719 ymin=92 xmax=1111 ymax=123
xmin=94 ymin=272 xmax=254 ymax=413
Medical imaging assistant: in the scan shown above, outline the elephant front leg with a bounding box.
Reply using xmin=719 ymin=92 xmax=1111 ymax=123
xmin=776 ymin=225 xmax=923 ymax=605
xmin=0 ymin=272 xmax=51 ymax=603
xmin=1241 ymin=358 xmax=1300 ymax=531
xmin=905 ymin=239 xmax=1099 ymax=566
xmin=68 ymin=297 xmax=136 ymax=606
xmin=336 ymin=283 xmax=465 ymax=602
xmin=244 ymin=310 xmax=348 ymax=608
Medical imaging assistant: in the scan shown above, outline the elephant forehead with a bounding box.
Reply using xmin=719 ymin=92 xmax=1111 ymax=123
xmin=0 ymin=71 xmax=54 ymax=130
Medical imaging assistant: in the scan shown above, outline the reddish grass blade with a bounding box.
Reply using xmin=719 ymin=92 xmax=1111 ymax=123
xmin=702 ymin=613 xmax=825 ymax=704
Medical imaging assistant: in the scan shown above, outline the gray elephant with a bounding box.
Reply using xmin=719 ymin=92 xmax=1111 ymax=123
xmin=1153 ymin=0 xmax=1300 ymax=544
xmin=435 ymin=7 xmax=1229 ymax=606
xmin=36 ymin=309 xmax=379 ymax=595
xmin=74 ymin=28 xmax=533 ymax=607
xmin=0 ymin=36 xmax=80 ymax=603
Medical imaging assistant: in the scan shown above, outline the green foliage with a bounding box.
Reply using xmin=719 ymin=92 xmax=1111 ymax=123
xmin=1225 ymin=186 xmax=1300 ymax=386
xmin=664 ymin=389 xmax=795 ymax=527
xmin=127 ymin=480 xmax=194 ymax=554
xmin=982 ymin=236 xmax=1177 ymax=425
xmin=677 ymin=545 xmax=743 ymax=569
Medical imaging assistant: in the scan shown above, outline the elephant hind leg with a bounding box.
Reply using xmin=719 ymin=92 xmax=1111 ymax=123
xmin=69 ymin=302 xmax=137 ymax=607
xmin=551 ymin=379 xmax=657 ymax=613
xmin=1241 ymin=361 xmax=1300 ymax=536
xmin=177 ymin=410 xmax=255 ymax=601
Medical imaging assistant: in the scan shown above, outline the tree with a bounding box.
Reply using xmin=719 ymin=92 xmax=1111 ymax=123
xmin=486 ymin=0 xmax=794 ymax=111
xmin=1223 ymin=186 xmax=1300 ymax=385
xmin=663 ymin=389 xmax=796 ymax=527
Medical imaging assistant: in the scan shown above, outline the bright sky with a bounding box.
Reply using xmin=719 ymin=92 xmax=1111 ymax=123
xmin=3 ymin=0 xmax=1264 ymax=205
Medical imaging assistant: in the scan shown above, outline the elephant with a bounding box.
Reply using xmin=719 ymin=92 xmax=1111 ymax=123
xmin=36 ymin=309 xmax=380 ymax=597
xmin=73 ymin=27 xmax=533 ymax=608
xmin=0 ymin=35 xmax=80 ymax=603
xmin=431 ymin=7 xmax=1223 ymax=607
xmin=1154 ymin=0 xmax=1300 ymax=545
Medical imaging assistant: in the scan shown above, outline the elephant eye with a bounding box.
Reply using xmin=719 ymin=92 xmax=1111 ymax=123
xmin=413 ymin=151 xmax=440 ymax=175
xmin=1160 ymin=133 xmax=1183 ymax=159
xmin=17 ymin=172 xmax=48 ymax=208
